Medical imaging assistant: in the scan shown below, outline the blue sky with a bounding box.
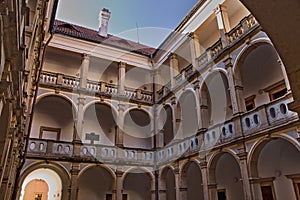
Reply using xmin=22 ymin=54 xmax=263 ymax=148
xmin=56 ymin=0 xmax=199 ymax=47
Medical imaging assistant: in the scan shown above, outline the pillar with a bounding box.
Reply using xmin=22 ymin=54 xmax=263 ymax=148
xmin=208 ymin=183 xmax=218 ymax=200
xmin=170 ymin=54 xmax=179 ymax=88
xmin=118 ymin=62 xmax=126 ymax=96
xmin=237 ymin=146 xmax=253 ymax=200
xmin=116 ymin=103 xmax=125 ymax=147
xmin=174 ymin=168 xmax=181 ymax=200
xmin=193 ymin=80 xmax=202 ymax=130
xmin=189 ymin=32 xmax=201 ymax=69
xmin=74 ymin=94 xmax=85 ymax=142
xmin=158 ymin=176 xmax=167 ymax=200
xmin=224 ymin=57 xmax=246 ymax=114
xmin=153 ymin=69 xmax=161 ymax=101
xmin=200 ymin=160 xmax=210 ymax=200
xmin=69 ymin=163 xmax=80 ymax=200
xmin=214 ymin=4 xmax=230 ymax=47
xmin=115 ymin=169 xmax=124 ymax=200
xmin=80 ymin=54 xmax=90 ymax=89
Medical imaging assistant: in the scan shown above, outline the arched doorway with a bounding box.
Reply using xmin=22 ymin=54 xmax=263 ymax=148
xmin=160 ymin=167 xmax=176 ymax=200
xmin=83 ymin=103 xmax=117 ymax=145
xmin=32 ymin=95 xmax=75 ymax=142
xmin=123 ymin=168 xmax=153 ymax=200
xmin=181 ymin=161 xmax=204 ymax=200
xmin=123 ymin=109 xmax=153 ymax=149
xmin=249 ymin=138 xmax=300 ymax=200
xmin=78 ymin=166 xmax=115 ymax=200
xmin=20 ymin=168 xmax=62 ymax=200
xmin=209 ymin=152 xmax=244 ymax=200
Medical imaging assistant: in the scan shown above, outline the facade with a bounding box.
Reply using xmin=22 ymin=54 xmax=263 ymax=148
xmin=4 ymin=0 xmax=300 ymax=200
xmin=0 ymin=0 xmax=58 ymax=199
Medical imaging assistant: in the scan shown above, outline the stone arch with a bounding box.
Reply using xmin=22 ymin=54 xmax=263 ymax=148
xmin=180 ymin=160 xmax=204 ymax=200
xmin=200 ymin=69 xmax=232 ymax=127
xmin=208 ymin=151 xmax=244 ymax=200
xmin=123 ymin=108 xmax=153 ymax=149
xmin=248 ymin=135 xmax=300 ymax=199
xmin=233 ymin=40 xmax=288 ymax=110
xmin=82 ymin=102 xmax=118 ymax=145
xmin=122 ymin=167 xmax=154 ymax=200
xmin=36 ymin=92 xmax=78 ymax=114
xmin=160 ymin=166 xmax=176 ymax=200
xmin=83 ymin=100 xmax=118 ymax=117
xmin=176 ymin=89 xmax=199 ymax=139
xmin=18 ymin=161 xmax=70 ymax=200
xmin=78 ymin=165 xmax=116 ymax=200
xmin=32 ymin=94 xmax=76 ymax=141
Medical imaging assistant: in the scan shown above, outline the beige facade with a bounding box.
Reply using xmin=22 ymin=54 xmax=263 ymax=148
xmin=1 ymin=0 xmax=300 ymax=200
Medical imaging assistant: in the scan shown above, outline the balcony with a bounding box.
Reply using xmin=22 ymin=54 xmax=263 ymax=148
xmin=157 ymin=14 xmax=260 ymax=102
xmin=39 ymin=71 xmax=153 ymax=104
xmin=27 ymin=94 xmax=298 ymax=167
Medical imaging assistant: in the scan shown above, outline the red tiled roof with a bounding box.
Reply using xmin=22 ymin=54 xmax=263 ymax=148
xmin=53 ymin=20 xmax=156 ymax=56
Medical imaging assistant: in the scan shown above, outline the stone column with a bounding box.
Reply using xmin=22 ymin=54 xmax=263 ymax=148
xmin=118 ymin=62 xmax=126 ymax=96
xmin=224 ymin=57 xmax=246 ymax=115
xmin=80 ymin=54 xmax=90 ymax=89
xmin=174 ymin=168 xmax=181 ymax=200
xmin=69 ymin=163 xmax=80 ymax=200
xmin=193 ymin=80 xmax=202 ymax=130
xmin=214 ymin=4 xmax=230 ymax=47
xmin=189 ymin=32 xmax=201 ymax=69
xmin=200 ymin=160 xmax=210 ymax=200
xmin=237 ymin=146 xmax=252 ymax=200
xmin=170 ymin=54 xmax=179 ymax=88
xmin=115 ymin=169 xmax=124 ymax=200
xmin=116 ymin=103 xmax=125 ymax=147
xmin=153 ymin=69 xmax=161 ymax=101
xmin=208 ymin=183 xmax=218 ymax=200
xmin=158 ymin=177 xmax=167 ymax=200
xmin=74 ymin=95 xmax=85 ymax=142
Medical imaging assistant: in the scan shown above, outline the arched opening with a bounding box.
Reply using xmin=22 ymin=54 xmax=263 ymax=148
xmin=250 ymin=138 xmax=300 ymax=200
xmin=159 ymin=105 xmax=174 ymax=146
xmin=160 ymin=167 xmax=176 ymax=200
xmin=31 ymin=95 xmax=75 ymax=142
xmin=123 ymin=109 xmax=152 ymax=149
xmin=24 ymin=179 xmax=49 ymax=200
xmin=201 ymin=71 xmax=232 ymax=128
xmin=19 ymin=168 xmax=62 ymax=200
xmin=78 ymin=166 xmax=115 ymax=200
xmin=123 ymin=168 xmax=153 ymax=200
xmin=235 ymin=43 xmax=287 ymax=111
xmin=177 ymin=91 xmax=198 ymax=139
xmin=209 ymin=152 xmax=244 ymax=200
xmin=83 ymin=103 xmax=117 ymax=145
xmin=181 ymin=161 xmax=204 ymax=200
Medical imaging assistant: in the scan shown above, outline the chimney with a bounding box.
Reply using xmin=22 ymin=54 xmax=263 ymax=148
xmin=99 ymin=8 xmax=111 ymax=38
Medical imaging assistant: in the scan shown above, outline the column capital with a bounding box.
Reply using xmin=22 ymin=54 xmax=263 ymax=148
xmin=214 ymin=4 xmax=227 ymax=14
xmin=78 ymin=96 xmax=86 ymax=105
xmin=224 ymin=56 xmax=233 ymax=69
xmin=81 ymin=53 xmax=90 ymax=60
xmin=118 ymin=103 xmax=126 ymax=112
xmin=170 ymin=53 xmax=178 ymax=60
xmin=118 ymin=61 xmax=127 ymax=68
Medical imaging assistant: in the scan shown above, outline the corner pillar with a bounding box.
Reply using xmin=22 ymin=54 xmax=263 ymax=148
xmin=214 ymin=4 xmax=230 ymax=47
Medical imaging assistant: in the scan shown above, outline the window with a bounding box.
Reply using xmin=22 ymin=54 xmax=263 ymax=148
xmin=217 ymin=189 xmax=226 ymax=200
xmin=245 ymin=95 xmax=256 ymax=111
xmin=264 ymin=80 xmax=287 ymax=101
xmin=39 ymin=126 xmax=61 ymax=140
xmin=123 ymin=194 xmax=128 ymax=200
xmin=35 ymin=193 xmax=42 ymax=200
xmin=260 ymin=181 xmax=276 ymax=200
xmin=106 ymin=193 xmax=112 ymax=200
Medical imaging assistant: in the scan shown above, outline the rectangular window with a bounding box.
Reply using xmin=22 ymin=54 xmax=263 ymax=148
xmin=106 ymin=194 xmax=112 ymax=200
xmin=217 ymin=189 xmax=226 ymax=200
xmin=122 ymin=194 xmax=128 ymax=200
xmin=39 ymin=126 xmax=61 ymax=140
xmin=264 ymin=80 xmax=287 ymax=101
xmin=260 ymin=182 xmax=276 ymax=200
xmin=245 ymin=95 xmax=256 ymax=111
